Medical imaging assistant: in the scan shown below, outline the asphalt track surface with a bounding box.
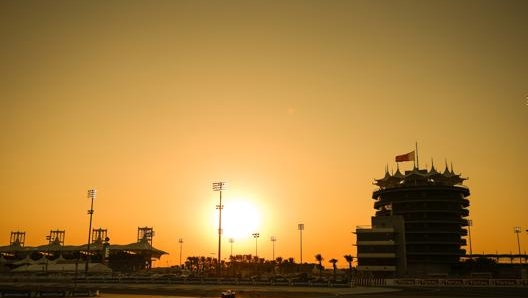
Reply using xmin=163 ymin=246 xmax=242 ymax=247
xmin=106 ymin=286 xmax=528 ymax=298
xmin=353 ymin=287 xmax=528 ymax=298
xmin=3 ymin=282 xmax=528 ymax=297
xmin=99 ymin=285 xmax=528 ymax=298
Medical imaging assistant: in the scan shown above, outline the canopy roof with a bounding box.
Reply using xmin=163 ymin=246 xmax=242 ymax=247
xmin=374 ymin=163 xmax=467 ymax=189
xmin=0 ymin=238 xmax=168 ymax=260
xmin=111 ymin=238 xmax=168 ymax=259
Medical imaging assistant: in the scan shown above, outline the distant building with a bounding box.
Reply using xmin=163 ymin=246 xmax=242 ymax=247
xmin=356 ymin=163 xmax=470 ymax=277
xmin=0 ymin=227 xmax=167 ymax=273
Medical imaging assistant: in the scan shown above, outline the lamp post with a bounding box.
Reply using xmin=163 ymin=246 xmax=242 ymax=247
xmin=270 ymin=236 xmax=276 ymax=260
xmin=229 ymin=238 xmax=234 ymax=257
xmin=467 ymin=219 xmax=473 ymax=258
xmin=45 ymin=231 xmax=52 ymax=273
xmin=213 ymin=182 xmax=226 ymax=276
xmin=298 ymin=223 xmax=304 ymax=264
xmin=85 ymin=189 xmax=96 ymax=274
xmin=514 ymin=227 xmax=522 ymax=264
xmin=178 ymin=238 xmax=183 ymax=266
xmin=252 ymin=233 xmax=260 ymax=257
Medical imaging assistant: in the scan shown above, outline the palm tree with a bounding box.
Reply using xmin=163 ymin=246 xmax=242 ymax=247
xmin=315 ymin=254 xmax=324 ymax=273
xmin=329 ymin=258 xmax=338 ymax=271
xmin=329 ymin=258 xmax=338 ymax=280
xmin=245 ymin=254 xmax=252 ymax=263
xmin=344 ymin=254 xmax=354 ymax=275
xmin=275 ymin=257 xmax=283 ymax=274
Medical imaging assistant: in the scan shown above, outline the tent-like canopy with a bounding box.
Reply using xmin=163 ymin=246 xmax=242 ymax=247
xmin=111 ymin=238 xmax=167 ymax=259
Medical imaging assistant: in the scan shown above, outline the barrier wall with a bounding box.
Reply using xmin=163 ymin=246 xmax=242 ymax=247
xmin=387 ymin=278 xmax=528 ymax=287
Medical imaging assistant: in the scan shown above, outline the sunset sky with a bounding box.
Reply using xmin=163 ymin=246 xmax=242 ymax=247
xmin=1 ymin=0 xmax=527 ymax=268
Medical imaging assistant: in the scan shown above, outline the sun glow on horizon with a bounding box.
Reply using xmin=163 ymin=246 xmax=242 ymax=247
xmin=220 ymin=198 xmax=262 ymax=240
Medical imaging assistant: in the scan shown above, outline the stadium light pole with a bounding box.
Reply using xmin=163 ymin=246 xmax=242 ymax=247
xmin=298 ymin=223 xmax=304 ymax=264
xmin=85 ymin=189 xmax=96 ymax=274
xmin=229 ymin=238 xmax=234 ymax=257
xmin=178 ymin=238 xmax=183 ymax=266
xmin=514 ymin=227 xmax=522 ymax=264
xmin=213 ymin=182 xmax=226 ymax=276
xmin=270 ymin=236 xmax=277 ymax=260
xmin=45 ymin=231 xmax=52 ymax=273
xmin=253 ymin=233 xmax=260 ymax=257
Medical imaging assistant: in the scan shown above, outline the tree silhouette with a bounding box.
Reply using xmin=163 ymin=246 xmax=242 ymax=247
xmin=344 ymin=254 xmax=354 ymax=278
xmin=329 ymin=258 xmax=338 ymax=270
xmin=329 ymin=258 xmax=338 ymax=280
xmin=275 ymin=256 xmax=283 ymax=274
xmin=315 ymin=253 xmax=324 ymax=273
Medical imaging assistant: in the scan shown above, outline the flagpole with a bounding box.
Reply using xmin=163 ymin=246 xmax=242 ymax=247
xmin=415 ymin=142 xmax=419 ymax=169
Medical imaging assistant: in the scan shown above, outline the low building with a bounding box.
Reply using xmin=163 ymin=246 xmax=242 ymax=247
xmin=356 ymin=216 xmax=406 ymax=277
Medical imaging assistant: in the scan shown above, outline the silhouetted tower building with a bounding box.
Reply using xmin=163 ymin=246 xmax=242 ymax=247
xmin=8 ymin=231 xmax=27 ymax=259
xmin=48 ymin=230 xmax=65 ymax=246
xmin=90 ymin=228 xmax=110 ymax=264
xmin=92 ymin=228 xmax=108 ymax=245
xmin=137 ymin=227 xmax=154 ymax=246
xmin=46 ymin=229 xmax=66 ymax=258
xmin=371 ymin=162 xmax=470 ymax=276
xmin=138 ymin=226 xmax=155 ymax=268
xmin=356 ymin=157 xmax=470 ymax=277
xmin=10 ymin=231 xmax=25 ymax=247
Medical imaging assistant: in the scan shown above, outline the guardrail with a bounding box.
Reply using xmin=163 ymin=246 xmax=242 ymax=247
xmin=67 ymin=275 xmax=355 ymax=288
xmin=3 ymin=274 xmax=528 ymax=289
xmin=388 ymin=278 xmax=528 ymax=287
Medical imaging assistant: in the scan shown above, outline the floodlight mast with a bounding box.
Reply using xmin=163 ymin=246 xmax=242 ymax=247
xmin=213 ymin=182 xmax=226 ymax=276
xmin=85 ymin=189 xmax=96 ymax=274
xmin=178 ymin=238 xmax=183 ymax=266
xmin=253 ymin=233 xmax=260 ymax=257
xmin=229 ymin=238 xmax=234 ymax=257
xmin=298 ymin=223 xmax=304 ymax=264
xmin=514 ymin=226 xmax=522 ymax=264
xmin=271 ymin=236 xmax=277 ymax=260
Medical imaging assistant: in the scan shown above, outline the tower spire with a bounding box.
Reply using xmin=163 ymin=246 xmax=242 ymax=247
xmin=415 ymin=141 xmax=419 ymax=169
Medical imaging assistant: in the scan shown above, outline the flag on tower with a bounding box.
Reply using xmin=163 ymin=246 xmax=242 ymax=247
xmin=395 ymin=151 xmax=415 ymax=162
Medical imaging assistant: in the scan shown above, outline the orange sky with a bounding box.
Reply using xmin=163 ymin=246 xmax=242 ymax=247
xmin=1 ymin=0 xmax=527 ymax=268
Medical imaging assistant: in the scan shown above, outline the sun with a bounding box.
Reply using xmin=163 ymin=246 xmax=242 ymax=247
xmin=221 ymin=198 xmax=261 ymax=240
